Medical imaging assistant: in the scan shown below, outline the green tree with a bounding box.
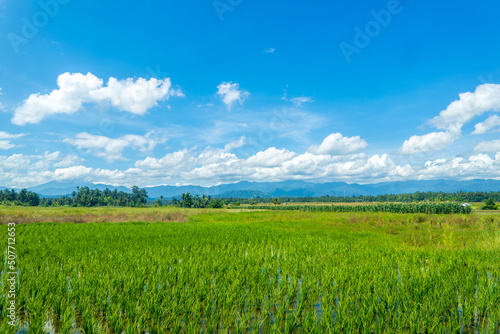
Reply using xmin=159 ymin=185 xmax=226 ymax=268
xmin=27 ymin=192 xmax=40 ymax=206
xmin=483 ymin=198 xmax=497 ymax=210
xmin=208 ymin=198 xmax=223 ymax=208
xmin=272 ymin=198 xmax=282 ymax=205
xmin=180 ymin=193 xmax=194 ymax=208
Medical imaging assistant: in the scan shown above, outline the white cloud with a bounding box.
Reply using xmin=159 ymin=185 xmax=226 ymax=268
xmin=417 ymin=154 xmax=497 ymax=180
xmin=216 ymin=82 xmax=249 ymax=110
xmin=0 ymin=151 xmax=84 ymax=187
xmin=131 ymin=149 xmax=197 ymax=181
xmin=3 ymin=144 xmax=500 ymax=189
xmin=265 ymin=48 xmax=275 ymax=53
xmin=12 ymin=72 xmax=182 ymax=125
xmin=429 ymin=84 xmax=500 ymax=132
xmin=472 ymin=115 xmax=500 ymax=135
xmin=398 ymin=131 xmax=458 ymax=154
xmin=289 ymin=96 xmax=313 ymax=106
xmin=0 ymin=131 xmax=27 ymax=150
xmin=90 ymin=77 xmax=183 ymax=115
xmin=474 ymin=139 xmax=500 ymax=153
xmin=245 ymin=147 xmax=297 ymax=167
xmin=13 ymin=73 xmax=103 ymax=125
xmin=53 ymin=165 xmax=93 ymax=180
xmin=0 ymin=141 xmax=15 ymax=150
xmin=134 ymin=149 xmax=194 ymax=171
xmin=224 ymin=136 xmax=247 ymax=151
xmin=196 ymin=147 xmax=238 ymax=165
xmin=399 ymin=84 xmax=500 ymax=154
xmin=308 ymin=133 xmax=368 ymax=155
xmin=0 ymin=131 xmax=26 ymax=140
xmin=281 ymin=90 xmax=314 ymax=106
xmin=64 ymin=131 xmax=165 ymax=162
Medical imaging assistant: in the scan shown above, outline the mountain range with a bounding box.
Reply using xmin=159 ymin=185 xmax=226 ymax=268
xmin=4 ymin=179 xmax=500 ymax=199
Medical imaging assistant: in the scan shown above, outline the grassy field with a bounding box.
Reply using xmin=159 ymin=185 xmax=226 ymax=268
xmin=1 ymin=206 xmax=500 ymax=333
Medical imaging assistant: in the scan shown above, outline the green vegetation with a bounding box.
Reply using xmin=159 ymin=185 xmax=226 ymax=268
xmin=238 ymin=202 xmax=472 ymax=214
xmin=216 ymin=190 xmax=500 ymax=205
xmin=0 ymin=189 xmax=39 ymax=206
xmin=483 ymin=198 xmax=498 ymax=210
xmin=1 ymin=186 xmax=148 ymax=208
xmin=272 ymin=198 xmax=282 ymax=205
xmin=174 ymin=193 xmax=225 ymax=208
xmin=1 ymin=208 xmax=500 ymax=332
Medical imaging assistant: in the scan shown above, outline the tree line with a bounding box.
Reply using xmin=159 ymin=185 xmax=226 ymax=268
xmin=0 ymin=189 xmax=40 ymax=206
xmin=172 ymin=193 xmax=226 ymax=208
xmin=0 ymin=186 xmax=148 ymax=207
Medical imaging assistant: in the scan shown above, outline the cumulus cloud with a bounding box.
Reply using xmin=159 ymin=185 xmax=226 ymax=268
xmin=216 ymin=82 xmax=249 ymax=110
xmin=399 ymin=84 xmax=500 ymax=154
xmin=417 ymin=154 xmax=497 ymax=180
xmin=13 ymin=73 xmax=103 ymax=125
xmin=308 ymin=133 xmax=368 ymax=155
xmin=398 ymin=131 xmax=458 ymax=154
xmin=12 ymin=72 xmax=182 ymax=125
xmin=191 ymin=137 xmax=246 ymax=166
xmin=429 ymin=84 xmax=500 ymax=132
xmin=90 ymin=77 xmax=183 ymax=115
xmin=472 ymin=115 xmax=500 ymax=135
xmin=197 ymin=149 xmax=238 ymax=166
xmin=245 ymin=147 xmax=297 ymax=167
xmin=64 ymin=131 xmax=165 ymax=162
xmin=133 ymin=149 xmax=196 ymax=176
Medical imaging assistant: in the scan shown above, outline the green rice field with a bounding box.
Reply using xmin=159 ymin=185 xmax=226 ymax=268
xmin=1 ymin=206 xmax=500 ymax=333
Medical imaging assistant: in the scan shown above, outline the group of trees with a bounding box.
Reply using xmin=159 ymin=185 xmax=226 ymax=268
xmin=61 ymin=186 xmax=148 ymax=207
xmin=172 ymin=193 xmax=226 ymax=208
xmin=1 ymin=186 xmax=148 ymax=207
xmin=0 ymin=189 xmax=40 ymax=206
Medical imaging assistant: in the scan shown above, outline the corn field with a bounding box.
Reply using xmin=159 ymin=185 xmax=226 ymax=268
xmin=241 ymin=203 xmax=472 ymax=214
xmin=1 ymin=210 xmax=499 ymax=333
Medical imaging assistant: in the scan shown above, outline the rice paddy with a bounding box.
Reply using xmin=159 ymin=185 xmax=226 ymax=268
xmin=1 ymin=207 xmax=500 ymax=333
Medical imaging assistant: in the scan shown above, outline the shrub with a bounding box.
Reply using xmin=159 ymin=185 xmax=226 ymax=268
xmin=482 ymin=198 xmax=497 ymax=210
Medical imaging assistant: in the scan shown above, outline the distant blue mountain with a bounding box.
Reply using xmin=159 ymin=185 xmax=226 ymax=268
xmin=12 ymin=179 xmax=500 ymax=199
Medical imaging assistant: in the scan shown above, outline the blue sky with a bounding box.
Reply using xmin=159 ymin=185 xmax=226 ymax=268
xmin=1 ymin=0 xmax=500 ymax=188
